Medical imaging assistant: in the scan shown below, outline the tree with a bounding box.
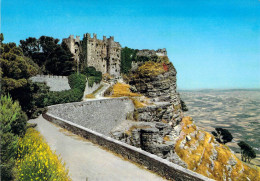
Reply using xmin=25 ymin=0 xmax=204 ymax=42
xmin=19 ymin=36 xmax=76 ymax=75
xmin=238 ymin=141 xmax=256 ymax=163
xmin=19 ymin=37 xmax=40 ymax=57
xmin=120 ymin=47 xmax=138 ymax=74
xmin=0 ymin=33 xmax=4 ymax=44
xmin=212 ymin=127 xmax=233 ymax=144
xmin=1 ymin=42 xmax=39 ymax=93
xmin=9 ymin=81 xmax=50 ymax=119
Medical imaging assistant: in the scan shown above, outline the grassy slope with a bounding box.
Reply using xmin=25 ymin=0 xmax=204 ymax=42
xmin=175 ymin=117 xmax=260 ymax=181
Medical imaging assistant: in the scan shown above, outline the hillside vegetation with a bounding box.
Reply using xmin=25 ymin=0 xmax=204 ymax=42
xmin=175 ymin=117 xmax=260 ymax=181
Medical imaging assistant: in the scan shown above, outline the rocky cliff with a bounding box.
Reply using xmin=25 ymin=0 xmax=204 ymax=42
xmin=110 ymin=59 xmax=260 ymax=180
xmin=129 ymin=60 xmax=183 ymax=125
xmin=111 ymin=60 xmax=186 ymax=167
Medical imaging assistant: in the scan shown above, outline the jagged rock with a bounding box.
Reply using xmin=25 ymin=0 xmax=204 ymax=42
xmin=173 ymin=125 xmax=182 ymax=135
xmin=168 ymin=152 xmax=188 ymax=168
xmin=179 ymin=139 xmax=187 ymax=149
xmin=190 ymin=140 xmax=199 ymax=151
xmin=111 ymin=131 xmax=124 ymax=140
xmin=226 ymin=164 xmax=232 ymax=172
xmin=239 ymin=163 xmax=244 ymax=173
xmin=210 ymin=148 xmax=218 ymax=160
xmin=198 ymin=132 xmax=205 ymax=141
xmin=206 ymin=170 xmax=211 ymax=177
xmin=209 ymin=158 xmax=215 ymax=171
xmin=130 ymin=85 xmax=137 ymax=93
xmin=155 ymin=122 xmax=168 ymax=129
xmin=130 ymin=62 xmax=183 ymax=124
xmin=135 ymin=102 xmax=176 ymax=122
xmin=223 ymin=169 xmax=226 ymax=181
xmin=208 ymin=136 xmax=212 ymax=143
xmin=111 ymin=60 xmax=187 ymax=169
xmin=228 ymin=156 xmax=237 ymax=166
xmin=190 ymin=131 xmax=196 ymax=138
xmin=186 ymin=135 xmax=191 ymax=141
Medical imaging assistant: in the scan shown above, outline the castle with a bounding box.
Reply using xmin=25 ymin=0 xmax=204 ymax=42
xmin=62 ymin=33 xmax=121 ymax=77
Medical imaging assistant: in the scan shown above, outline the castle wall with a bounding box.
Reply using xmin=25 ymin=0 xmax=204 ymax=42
xmin=137 ymin=48 xmax=167 ymax=58
xmin=63 ymin=33 xmax=121 ymax=77
xmin=62 ymin=35 xmax=80 ymax=63
xmin=86 ymin=33 xmax=107 ymax=74
xmin=107 ymin=37 xmax=121 ymax=77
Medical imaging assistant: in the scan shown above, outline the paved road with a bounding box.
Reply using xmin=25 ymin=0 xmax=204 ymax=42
xmin=29 ymin=116 xmax=165 ymax=181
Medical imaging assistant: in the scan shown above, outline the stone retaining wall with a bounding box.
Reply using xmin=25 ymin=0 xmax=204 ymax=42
xmin=30 ymin=75 xmax=70 ymax=91
xmin=43 ymin=113 xmax=213 ymax=181
xmin=47 ymin=98 xmax=134 ymax=135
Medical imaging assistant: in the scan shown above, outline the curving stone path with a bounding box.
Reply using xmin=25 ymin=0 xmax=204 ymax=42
xmin=29 ymin=115 xmax=166 ymax=181
xmin=83 ymin=81 xmax=111 ymax=101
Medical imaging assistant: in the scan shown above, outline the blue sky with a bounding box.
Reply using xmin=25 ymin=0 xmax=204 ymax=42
xmin=1 ymin=0 xmax=260 ymax=89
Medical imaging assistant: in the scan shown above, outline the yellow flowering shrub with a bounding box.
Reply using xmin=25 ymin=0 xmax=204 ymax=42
xmin=110 ymin=83 xmax=141 ymax=97
xmin=16 ymin=128 xmax=71 ymax=181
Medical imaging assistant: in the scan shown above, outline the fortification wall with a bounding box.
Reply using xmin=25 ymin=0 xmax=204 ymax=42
xmin=47 ymin=97 xmax=134 ymax=135
xmin=86 ymin=33 xmax=107 ymax=74
xmin=63 ymin=33 xmax=121 ymax=77
xmin=136 ymin=48 xmax=167 ymax=58
xmin=42 ymin=112 xmax=213 ymax=181
xmin=30 ymin=75 xmax=71 ymax=91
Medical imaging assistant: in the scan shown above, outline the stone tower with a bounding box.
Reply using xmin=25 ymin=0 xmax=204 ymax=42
xmin=62 ymin=33 xmax=121 ymax=77
xmin=62 ymin=35 xmax=80 ymax=63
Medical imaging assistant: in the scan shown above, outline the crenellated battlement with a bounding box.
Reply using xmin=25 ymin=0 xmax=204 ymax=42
xmin=63 ymin=33 xmax=121 ymax=77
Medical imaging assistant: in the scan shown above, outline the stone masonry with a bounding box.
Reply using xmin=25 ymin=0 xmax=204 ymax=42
xmin=62 ymin=33 xmax=121 ymax=77
xmin=136 ymin=48 xmax=167 ymax=58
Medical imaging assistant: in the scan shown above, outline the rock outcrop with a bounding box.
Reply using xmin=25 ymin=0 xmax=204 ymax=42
xmin=130 ymin=61 xmax=183 ymax=125
xmin=174 ymin=117 xmax=260 ymax=180
xmin=109 ymin=58 xmax=260 ymax=180
xmin=111 ymin=60 xmax=185 ymax=166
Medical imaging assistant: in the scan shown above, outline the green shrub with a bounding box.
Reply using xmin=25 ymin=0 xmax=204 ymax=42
xmin=68 ymin=73 xmax=87 ymax=91
xmin=121 ymin=47 xmax=138 ymax=74
xmin=82 ymin=67 xmax=102 ymax=87
xmin=10 ymin=81 xmax=50 ymax=119
xmin=83 ymin=66 xmax=96 ymax=77
xmin=44 ymin=73 xmax=87 ymax=106
xmin=45 ymin=88 xmax=83 ymax=106
xmin=212 ymin=127 xmax=233 ymax=144
xmin=88 ymin=76 xmax=95 ymax=87
xmin=95 ymin=71 xmax=102 ymax=82
xmin=0 ymin=94 xmax=27 ymax=136
xmin=0 ymin=95 xmax=27 ymax=180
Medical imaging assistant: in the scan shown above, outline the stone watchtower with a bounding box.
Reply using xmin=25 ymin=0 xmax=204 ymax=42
xmin=62 ymin=35 xmax=80 ymax=63
xmin=107 ymin=36 xmax=121 ymax=76
xmin=62 ymin=33 xmax=121 ymax=77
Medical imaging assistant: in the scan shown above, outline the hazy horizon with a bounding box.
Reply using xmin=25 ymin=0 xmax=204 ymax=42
xmin=2 ymin=0 xmax=259 ymax=89
xmin=178 ymin=88 xmax=260 ymax=91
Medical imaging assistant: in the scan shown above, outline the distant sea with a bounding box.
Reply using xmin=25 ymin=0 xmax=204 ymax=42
xmin=179 ymin=89 xmax=260 ymax=165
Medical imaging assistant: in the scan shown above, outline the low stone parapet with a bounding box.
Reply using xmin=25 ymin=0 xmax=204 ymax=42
xmin=43 ymin=112 xmax=213 ymax=181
